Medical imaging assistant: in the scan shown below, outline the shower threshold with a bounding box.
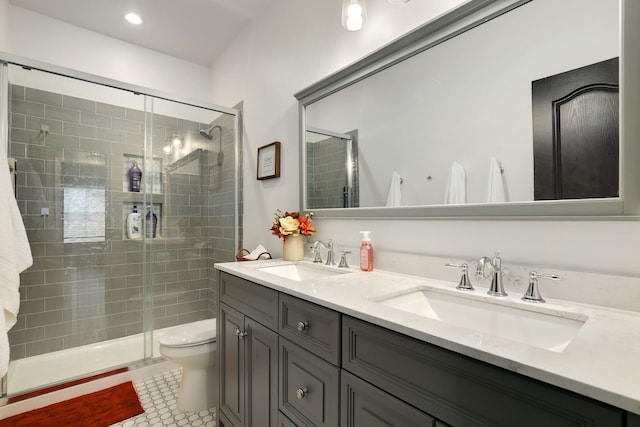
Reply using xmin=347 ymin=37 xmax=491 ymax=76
xmin=7 ymin=328 xmax=168 ymax=396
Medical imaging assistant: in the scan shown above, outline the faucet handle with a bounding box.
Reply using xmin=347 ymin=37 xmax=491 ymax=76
xmin=338 ymin=251 xmax=351 ymax=268
xmin=325 ymin=239 xmax=336 ymax=266
xmin=446 ymin=263 xmax=474 ymax=291
xmin=311 ymin=242 xmax=323 ymax=263
xmin=522 ymin=271 xmax=563 ymax=303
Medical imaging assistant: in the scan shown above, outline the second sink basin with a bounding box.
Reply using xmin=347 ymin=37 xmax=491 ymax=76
xmin=376 ymin=287 xmax=587 ymax=352
xmin=256 ymin=262 xmax=352 ymax=282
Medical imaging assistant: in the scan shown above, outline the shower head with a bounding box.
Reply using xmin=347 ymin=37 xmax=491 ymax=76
xmin=199 ymin=124 xmax=222 ymax=140
xmin=199 ymin=129 xmax=213 ymax=139
xmin=199 ymin=125 xmax=225 ymax=165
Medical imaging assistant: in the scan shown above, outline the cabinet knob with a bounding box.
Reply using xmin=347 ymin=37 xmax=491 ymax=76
xmin=235 ymin=328 xmax=248 ymax=338
xmin=296 ymin=387 xmax=308 ymax=400
xmin=296 ymin=321 xmax=309 ymax=332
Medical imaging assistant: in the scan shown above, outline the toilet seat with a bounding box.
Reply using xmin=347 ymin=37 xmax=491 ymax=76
xmin=159 ymin=319 xmax=216 ymax=348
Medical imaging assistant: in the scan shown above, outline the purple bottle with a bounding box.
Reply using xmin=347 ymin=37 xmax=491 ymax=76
xmin=129 ymin=162 xmax=142 ymax=192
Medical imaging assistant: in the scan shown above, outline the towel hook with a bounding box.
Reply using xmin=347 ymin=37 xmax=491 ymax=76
xmin=498 ymin=161 xmax=504 ymax=174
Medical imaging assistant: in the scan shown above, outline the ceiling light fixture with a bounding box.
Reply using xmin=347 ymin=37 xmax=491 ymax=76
xmin=342 ymin=0 xmax=367 ymax=31
xmin=125 ymin=13 xmax=142 ymax=25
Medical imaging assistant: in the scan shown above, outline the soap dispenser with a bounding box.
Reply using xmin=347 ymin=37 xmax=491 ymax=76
xmin=126 ymin=205 xmax=142 ymax=239
xmin=359 ymin=231 xmax=374 ymax=271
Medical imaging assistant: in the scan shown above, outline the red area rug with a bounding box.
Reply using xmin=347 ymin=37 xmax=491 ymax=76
xmin=0 ymin=381 xmax=144 ymax=427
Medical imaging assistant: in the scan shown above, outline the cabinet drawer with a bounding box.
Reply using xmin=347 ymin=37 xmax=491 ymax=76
xmin=341 ymin=370 xmax=435 ymax=427
xmin=343 ymin=316 xmax=623 ymax=427
xmin=279 ymin=337 xmax=340 ymax=427
xmin=220 ymin=272 xmax=278 ymax=330
xmin=279 ymin=294 xmax=341 ymax=365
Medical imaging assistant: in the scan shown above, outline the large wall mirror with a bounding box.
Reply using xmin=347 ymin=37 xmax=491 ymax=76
xmin=296 ymin=0 xmax=640 ymax=218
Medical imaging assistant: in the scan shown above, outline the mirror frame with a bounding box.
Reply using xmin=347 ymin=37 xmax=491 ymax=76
xmin=295 ymin=0 xmax=640 ymax=219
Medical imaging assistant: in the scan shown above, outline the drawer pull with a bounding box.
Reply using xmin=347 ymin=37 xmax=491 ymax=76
xmin=296 ymin=387 xmax=308 ymax=400
xmin=235 ymin=328 xmax=248 ymax=338
xmin=297 ymin=321 xmax=309 ymax=332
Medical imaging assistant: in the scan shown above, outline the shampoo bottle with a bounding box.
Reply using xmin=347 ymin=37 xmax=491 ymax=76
xmin=359 ymin=231 xmax=374 ymax=271
xmin=146 ymin=207 xmax=158 ymax=238
xmin=128 ymin=162 xmax=142 ymax=192
xmin=127 ymin=205 xmax=142 ymax=239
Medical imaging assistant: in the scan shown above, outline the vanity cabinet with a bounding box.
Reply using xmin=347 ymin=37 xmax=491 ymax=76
xmin=217 ymin=271 xmax=630 ymax=427
xmin=218 ymin=272 xmax=279 ymax=427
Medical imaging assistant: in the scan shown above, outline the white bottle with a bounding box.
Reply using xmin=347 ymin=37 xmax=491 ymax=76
xmin=127 ymin=205 xmax=142 ymax=239
xmin=359 ymin=231 xmax=374 ymax=271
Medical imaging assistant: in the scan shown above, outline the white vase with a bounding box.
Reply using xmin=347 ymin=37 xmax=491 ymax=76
xmin=283 ymin=234 xmax=304 ymax=261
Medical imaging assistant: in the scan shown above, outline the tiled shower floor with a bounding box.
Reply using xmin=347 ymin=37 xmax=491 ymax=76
xmin=110 ymin=368 xmax=216 ymax=427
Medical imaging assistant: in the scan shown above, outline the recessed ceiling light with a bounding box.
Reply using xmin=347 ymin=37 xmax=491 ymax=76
xmin=125 ymin=13 xmax=142 ymax=25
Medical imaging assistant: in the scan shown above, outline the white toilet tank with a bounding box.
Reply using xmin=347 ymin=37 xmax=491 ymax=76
xmin=159 ymin=318 xmax=216 ymax=348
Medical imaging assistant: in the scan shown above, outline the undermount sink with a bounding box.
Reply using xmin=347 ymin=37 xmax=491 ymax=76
xmin=376 ymin=287 xmax=587 ymax=352
xmin=256 ymin=263 xmax=352 ymax=282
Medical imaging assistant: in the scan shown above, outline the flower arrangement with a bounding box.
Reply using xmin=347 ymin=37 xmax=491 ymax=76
xmin=270 ymin=209 xmax=316 ymax=240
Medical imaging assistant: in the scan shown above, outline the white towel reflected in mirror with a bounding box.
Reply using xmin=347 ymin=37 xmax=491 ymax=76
xmin=486 ymin=157 xmax=507 ymax=203
xmin=444 ymin=162 xmax=466 ymax=204
xmin=385 ymin=171 xmax=403 ymax=207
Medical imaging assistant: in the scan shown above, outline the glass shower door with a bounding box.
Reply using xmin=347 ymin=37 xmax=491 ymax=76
xmin=5 ymin=64 xmax=151 ymax=395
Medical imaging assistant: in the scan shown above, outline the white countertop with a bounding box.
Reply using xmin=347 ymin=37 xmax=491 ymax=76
xmin=215 ymin=259 xmax=640 ymax=415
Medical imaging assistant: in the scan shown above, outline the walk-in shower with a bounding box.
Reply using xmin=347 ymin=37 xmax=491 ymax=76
xmin=0 ymin=56 xmax=240 ymax=399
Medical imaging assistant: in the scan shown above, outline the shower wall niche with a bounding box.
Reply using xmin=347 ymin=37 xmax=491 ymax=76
xmin=7 ymin=63 xmax=238 ymax=364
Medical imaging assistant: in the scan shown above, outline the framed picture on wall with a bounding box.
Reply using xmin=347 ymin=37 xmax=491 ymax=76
xmin=257 ymin=141 xmax=281 ymax=180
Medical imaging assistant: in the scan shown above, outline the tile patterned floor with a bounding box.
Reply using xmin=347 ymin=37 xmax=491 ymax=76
xmin=110 ymin=368 xmax=216 ymax=427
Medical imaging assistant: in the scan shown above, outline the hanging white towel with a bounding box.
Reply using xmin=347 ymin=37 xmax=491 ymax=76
xmin=385 ymin=171 xmax=403 ymax=207
xmin=0 ymin=155 xmax=33 ymax=377
xmin=444 ymin=162 xmax=466 ymax=204
xmin=486 ymin=156 xmax=507 ymax=203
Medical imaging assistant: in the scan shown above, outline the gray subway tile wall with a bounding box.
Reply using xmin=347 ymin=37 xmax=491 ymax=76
xmin=9 ymin=82 xmax=238 ymax=360
xmin=306 ymin=131 xmax=359 ymax=209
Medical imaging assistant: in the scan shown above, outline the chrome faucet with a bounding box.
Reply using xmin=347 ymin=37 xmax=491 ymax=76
xmin=312 ymin=239 xmax=335 ymax=266
xmin=476 ymin=253 xmax=507 ymax=297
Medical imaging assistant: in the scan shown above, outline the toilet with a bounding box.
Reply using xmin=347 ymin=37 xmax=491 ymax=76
xmin=159 ymin=318 xmax=217 ymax=412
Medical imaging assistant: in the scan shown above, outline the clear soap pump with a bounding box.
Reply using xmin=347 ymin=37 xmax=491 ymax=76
xmin=359 ymin=231 xmax=373 ymax=271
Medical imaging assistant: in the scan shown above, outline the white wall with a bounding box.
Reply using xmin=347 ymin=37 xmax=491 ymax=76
xmin=0 ymin=0 xmax=8 ymax=52
xmin=211 ymin=0 xmax=640 ymax=278
xmin=5 ymin=5 xmax=211 ymax=103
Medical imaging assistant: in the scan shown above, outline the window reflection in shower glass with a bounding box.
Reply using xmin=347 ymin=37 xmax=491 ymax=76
xmin=63 ymin=187 xmax=106 ymax=243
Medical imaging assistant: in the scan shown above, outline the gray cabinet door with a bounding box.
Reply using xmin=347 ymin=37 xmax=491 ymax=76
xmin=341 ymin=370 xmax=435 ymax=427
xmin=220 ymin=272 xmax=279 ymax=330
xmin=343 ymin=316 xmax=624 ymax=427
xmin=279 ymin=337 xmax=340 ymax=427
xmin=219 ymin=303 xmax=245 ymax=427
xmin=246 ymin=317 xmax=279 ymax=427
